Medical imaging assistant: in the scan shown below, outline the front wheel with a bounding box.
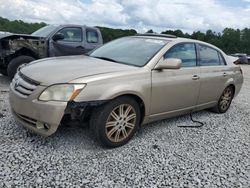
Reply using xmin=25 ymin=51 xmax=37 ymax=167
xmin=7 ymin=56 xmax=35 ymax=79
xmin=212 ymin=86 xmax=234 ymax=113
xmin=90 ymin=96 xmax=141 ymax=147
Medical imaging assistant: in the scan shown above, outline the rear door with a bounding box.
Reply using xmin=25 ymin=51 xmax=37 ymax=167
xmin=150 ymin=43 xmax=201 ymax=118
xmin=83 ymin=28 xmax=102 ymax=53
xmin=49 ymin=27 xmax=85 ymax=56
xmin=196 ymin=44 xmax=230 ymax=105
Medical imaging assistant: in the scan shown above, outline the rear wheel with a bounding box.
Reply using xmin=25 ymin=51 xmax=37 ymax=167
xmin=7 ymin=56 xmax=35 ymax=79
xmin=212 ymin=86 xmax=234 ymax=113
xmin=90 ymin=96 xmax=140 ymax=147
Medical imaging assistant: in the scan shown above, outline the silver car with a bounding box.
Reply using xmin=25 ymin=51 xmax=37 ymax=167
xmin=9 ymin=34 xmax=243 ymax=147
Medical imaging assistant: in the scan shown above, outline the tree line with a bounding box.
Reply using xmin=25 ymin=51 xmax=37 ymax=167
xmin=160 ymin=29 xmax=250 ymax=54
xmin=0 ymin=17 xmax=46 ymax=34
xmin=0 ymin=16 xmax=249 ymax=54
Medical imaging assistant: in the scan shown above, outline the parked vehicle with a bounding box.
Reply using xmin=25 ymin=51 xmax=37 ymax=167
xmin=0 ymin=25 xmax=103 ymax=78
xmin=9 ymin=34 xmax=243 ymax=147
xmin=230 ymin=53 xmax=249 ymax=64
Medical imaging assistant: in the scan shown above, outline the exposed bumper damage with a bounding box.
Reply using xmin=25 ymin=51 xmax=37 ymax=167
xmin=63 ymin=100 xmax=109 ymax=125
xmin=67 ymin=100 xmax=109 ymax=108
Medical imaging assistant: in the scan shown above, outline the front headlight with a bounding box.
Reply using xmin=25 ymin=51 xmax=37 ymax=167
xmin=39 ymin=84 xmax=86 ymax=102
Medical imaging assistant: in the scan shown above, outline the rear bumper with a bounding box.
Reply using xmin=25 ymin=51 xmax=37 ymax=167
xmin=9 ymin=84 xmax=67 ymax=136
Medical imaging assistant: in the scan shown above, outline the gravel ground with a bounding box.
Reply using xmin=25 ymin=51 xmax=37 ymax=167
xmin=0 ymin=66 xmax=250 ymax=187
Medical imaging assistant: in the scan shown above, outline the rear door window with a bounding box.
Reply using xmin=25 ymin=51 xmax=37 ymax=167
xmin=198 ymin=44 xmax=222 ymax=66
xmin=164 ymin=43 xmax=197 ymax=67
xmin=86 ymin=29 xmax=99 ymax=43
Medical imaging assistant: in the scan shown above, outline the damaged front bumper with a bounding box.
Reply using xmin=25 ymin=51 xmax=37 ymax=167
xmin=9 ymin=81 xmax=108 ymax=136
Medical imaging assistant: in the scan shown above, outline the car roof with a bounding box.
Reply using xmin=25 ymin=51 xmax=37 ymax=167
xmin=136 ymin=33 xmax=177 ymax=39
xmin=49 ymin=24 xmax=97 ymax=29
xmin=134 ymin=33 xmax=203 ymax=43
xmin=231 ymin=53 xmax=247 ymax=56
xmin=133 ymin=34 xmax=224 ymax=53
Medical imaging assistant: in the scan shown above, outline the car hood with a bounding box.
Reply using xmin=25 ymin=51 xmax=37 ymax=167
xmin=20 ymin=55 xmax=139 ymax=85
xmin=0 ymin=33 xmax=44 ymax=40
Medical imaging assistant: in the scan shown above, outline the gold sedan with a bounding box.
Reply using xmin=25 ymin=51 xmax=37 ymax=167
xmin=9 ymin=34 xmax=243 ymax=147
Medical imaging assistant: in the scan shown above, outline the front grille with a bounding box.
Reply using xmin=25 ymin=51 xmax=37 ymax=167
xmin=11 ymin=72 xmax=39 ymax=98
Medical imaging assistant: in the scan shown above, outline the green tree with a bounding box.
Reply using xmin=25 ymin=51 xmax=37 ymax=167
xmin=146 ymin=29 xmax=154 ymax=33
xmin=161 ymin=29 xmax=185 ymax=37
xmin=221 ymin=28 xmax=241 ymax=53
xmin=240 ymin=28 xmax=250 ymax=54
xmin=191 ymin=31 xmax=206 ymax=41
xmin=97 ymin=27 xmax=137 ymax=43
xmin=1 ymin=16 xmax=250 ymax=54
xmin=0 ymin=17 xmax=46 ymax=34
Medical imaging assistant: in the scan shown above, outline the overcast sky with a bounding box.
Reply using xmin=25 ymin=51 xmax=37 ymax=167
xmin=0 ymin=0 xmax=250 ymax=33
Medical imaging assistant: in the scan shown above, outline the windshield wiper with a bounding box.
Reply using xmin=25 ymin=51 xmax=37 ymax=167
xmin=92 ymin=56 xmax=118 ymax=62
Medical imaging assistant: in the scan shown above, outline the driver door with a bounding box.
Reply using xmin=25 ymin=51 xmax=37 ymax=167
xmin=150 ymin=43 xmax=201 ymax=120
xmin=49 ymin=27 xmax=85 ymax=56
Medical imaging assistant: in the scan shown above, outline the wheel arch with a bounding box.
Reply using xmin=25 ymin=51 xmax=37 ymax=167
xmin=111 ymin=93 xmax=146 ymax=124
xmin=224 ymin=78 xmax=236 ymax=97
xmin=222 ymin=77 xmax=234 ymax=90
xmin=7 ymin=47 xmax=39 ymax=63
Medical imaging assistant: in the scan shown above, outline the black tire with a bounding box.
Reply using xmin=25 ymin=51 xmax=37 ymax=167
xmin=90 ymin=96 xmax=141 ymax=147
xmin=0 ymin=69 xmax=7 ymax=76
xmin=7 ymin=56 xmax=35 ymax=79
xmin=211 ymin=86 xmax=234 ymax=113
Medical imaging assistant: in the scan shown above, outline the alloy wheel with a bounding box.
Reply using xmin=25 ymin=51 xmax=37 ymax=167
xmin=105 ymin=104 xmax=137 ymax=143
xmin=219 ymin=87 xmax=233 ymax=111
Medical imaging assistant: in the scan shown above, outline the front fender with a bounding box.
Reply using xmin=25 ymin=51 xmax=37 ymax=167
xmin=74 ymin=77 xmax=151 ymax=116
xmin=100 ymin=85 xmax=146 ymax=102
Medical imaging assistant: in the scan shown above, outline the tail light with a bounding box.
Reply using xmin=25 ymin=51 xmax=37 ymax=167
xmin=233 ymin=59 xmax=240 ymax=65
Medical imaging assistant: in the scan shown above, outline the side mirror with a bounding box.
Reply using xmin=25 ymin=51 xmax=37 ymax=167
xmin=154 ymin=58 xmax=182 ymax=70
xmin=52 ymin=33 xmax=65 ymax=41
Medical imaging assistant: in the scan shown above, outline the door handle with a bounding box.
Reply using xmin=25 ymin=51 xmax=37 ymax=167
xmin=192 ymin=75 xmax=200 ymax=80
xmin=223 ymin=72 xmax=227 ymax=77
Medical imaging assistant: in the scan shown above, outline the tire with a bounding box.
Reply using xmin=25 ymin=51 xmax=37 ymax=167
xmin=90 ymin=96 xmax=141 ymax=147
xmin=7 ymin=56 xmax=35 ymax=79
xmin=0 ymin=69 xmax=7 ymax=76
xmin=211 ymin=86 xmax=234 ymax=113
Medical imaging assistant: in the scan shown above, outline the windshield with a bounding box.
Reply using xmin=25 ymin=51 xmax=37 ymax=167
xmin=89 ymin=37 xmax=168 ymax=67
xmin=31 ymin=25 xmax=57 ymax=37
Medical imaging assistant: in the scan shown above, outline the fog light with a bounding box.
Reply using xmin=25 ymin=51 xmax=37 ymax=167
xmin=36 ymin=122 xmax=44 ymax=129
xmin=44 ymin=123 xmax=50 ymax=130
